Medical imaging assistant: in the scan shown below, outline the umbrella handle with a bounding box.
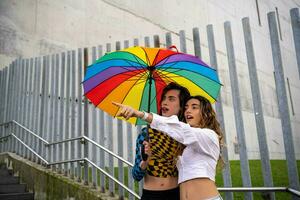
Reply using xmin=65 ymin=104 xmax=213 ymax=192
xmin=168 ymin=45 xmax=179 ymax=52
xmin=141 ymin=144 xmax=148 ymax=161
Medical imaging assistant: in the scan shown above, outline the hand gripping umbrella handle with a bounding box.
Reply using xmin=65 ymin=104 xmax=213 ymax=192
xmin=141 ymin=144 xmax=148 ymax=161
xmin=141 ymin=135 xmax=149 ymax=161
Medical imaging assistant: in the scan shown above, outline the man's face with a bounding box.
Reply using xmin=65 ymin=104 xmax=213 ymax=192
xmin=160 ymin=89 xmax=181 ymax=117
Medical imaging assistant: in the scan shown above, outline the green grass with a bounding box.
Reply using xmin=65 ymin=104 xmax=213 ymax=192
xmin=83 ymin=160 xmax=300 ymax=199
xmin=215 ymin=160 xmax=300 ymax=199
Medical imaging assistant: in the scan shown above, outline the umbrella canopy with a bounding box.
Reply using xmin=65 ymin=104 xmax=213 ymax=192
xmin=83 ymin=46 xmax=221 ymax=125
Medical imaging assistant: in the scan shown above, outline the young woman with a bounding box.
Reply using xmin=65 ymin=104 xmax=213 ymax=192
xmin=114 ymin=95 xmax=223 ymax=200
xmin=131 ymin=82 xmax=190 ymax=200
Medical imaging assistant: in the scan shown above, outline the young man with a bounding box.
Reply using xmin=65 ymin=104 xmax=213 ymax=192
xmin=131 ymin=82 xmax=190 ymax=200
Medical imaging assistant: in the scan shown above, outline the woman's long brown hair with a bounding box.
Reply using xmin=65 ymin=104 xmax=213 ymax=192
xmin=185 ymin=95 xmax=225 ymax=167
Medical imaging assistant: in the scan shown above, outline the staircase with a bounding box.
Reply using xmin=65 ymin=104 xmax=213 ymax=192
xmin=0 ymin=163 xmax=34 ymax=200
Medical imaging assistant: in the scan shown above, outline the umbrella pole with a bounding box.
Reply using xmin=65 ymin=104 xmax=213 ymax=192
xmin=141 ymin=69 xmax=153 ymax=161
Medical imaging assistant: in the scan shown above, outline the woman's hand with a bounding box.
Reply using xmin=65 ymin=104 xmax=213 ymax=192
xmin=112 ymin=102 xmax=144 ymax=120
xmin=140 ymin=140 xmax=151 ymax=170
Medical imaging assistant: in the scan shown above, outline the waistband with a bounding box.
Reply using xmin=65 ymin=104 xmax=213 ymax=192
xmin=204 ymin=194 xmax=223 ymax=200
xmin=142 ymin=187 xmax=179 ymax=195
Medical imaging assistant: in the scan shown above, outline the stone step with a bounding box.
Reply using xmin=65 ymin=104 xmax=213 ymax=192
xmin=0 ymin=168 xmax=13 ymax=177
xmin=0 ymin=192 xmax=34 ymax=200
xmin=0 ymin=176 xmax=19 ymax=184
xmin=0 ymin=184 xmax=26 ymax=194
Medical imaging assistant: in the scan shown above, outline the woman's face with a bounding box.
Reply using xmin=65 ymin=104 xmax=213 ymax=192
xmin=184 ymin=98 xmax=202 ymax=127
xmin=160 ymin=89 xmax=181 ymax=117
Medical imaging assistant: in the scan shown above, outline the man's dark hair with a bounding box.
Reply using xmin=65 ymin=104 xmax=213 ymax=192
xmin=159 ymin=82 xmax=190 ymax=121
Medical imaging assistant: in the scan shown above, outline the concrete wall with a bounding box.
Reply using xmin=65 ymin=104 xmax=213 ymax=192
xmin=0 ymin=0 xmax=299 ymax=160
xmin=0 ymin=152 xmax=119 ymax=200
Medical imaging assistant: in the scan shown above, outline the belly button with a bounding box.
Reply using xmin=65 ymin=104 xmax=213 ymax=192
xmin=160 ymin=183 xmax=164 ymax=187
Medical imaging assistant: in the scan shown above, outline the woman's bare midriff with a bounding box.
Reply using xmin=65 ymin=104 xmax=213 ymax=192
xmin=143 ymin=175 xmax=178 ymax=190
xmin=180 ymin=178 xmax=219 ymax=200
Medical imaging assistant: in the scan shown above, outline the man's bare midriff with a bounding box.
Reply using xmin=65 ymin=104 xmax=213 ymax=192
xmin=180 ymin=178 xmax=219 ymax=200
xmin=143 ymin=174 xmax=178 ymax=190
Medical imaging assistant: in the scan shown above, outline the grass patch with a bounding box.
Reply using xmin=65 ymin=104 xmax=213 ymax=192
xmin=215 ymin=160 xmax=300 ymax=199
xmin=82 ymin=160 xmax=299 ymax=199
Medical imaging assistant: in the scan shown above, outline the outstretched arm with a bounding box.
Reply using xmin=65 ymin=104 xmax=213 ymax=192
xmin=113 ymin=102 xmax=153 ymax=123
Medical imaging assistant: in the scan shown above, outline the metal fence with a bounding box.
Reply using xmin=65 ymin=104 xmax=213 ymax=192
xmin=1 ymin=8 xmax=300 ymax=200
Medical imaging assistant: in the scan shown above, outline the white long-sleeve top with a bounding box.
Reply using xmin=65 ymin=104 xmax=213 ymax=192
xmin=150 ymin=113 xmax=220 ymax=184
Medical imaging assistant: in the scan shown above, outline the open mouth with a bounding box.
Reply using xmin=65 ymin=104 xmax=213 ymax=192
xmin=161 ymin=107 xmax=169 ymax=113
xmin=185 ymin=115 xmax=193 ymax=120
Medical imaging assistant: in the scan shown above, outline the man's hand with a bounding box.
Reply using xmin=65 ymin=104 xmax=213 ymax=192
xmin=112 ymin=102 xmax=144 ymax=120
xmin=140 ymin=140 xmax=151 ymax=170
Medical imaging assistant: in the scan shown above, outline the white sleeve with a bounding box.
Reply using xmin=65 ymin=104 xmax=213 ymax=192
xmin=150 ymin=113 xmax=219 ymax=154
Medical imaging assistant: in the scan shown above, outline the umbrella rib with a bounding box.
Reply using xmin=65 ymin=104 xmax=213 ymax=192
xmin=141 ymin=47 xmax=151 ymax=66
xmin=157 ymin=70 xmax=219 ymax=102
xmin=156 ymin=64 xmax=221 ymax=85
xmin=94 ymin=70 xmax=149 ymax=113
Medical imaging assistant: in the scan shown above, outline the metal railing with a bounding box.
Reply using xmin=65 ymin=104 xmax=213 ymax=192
xmin=0 ymin=120 xmax=140 ymax=199
xmin=1 ymin=120 xmax=300 ymax=199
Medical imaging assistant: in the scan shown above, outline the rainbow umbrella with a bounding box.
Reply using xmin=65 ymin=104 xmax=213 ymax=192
xmin=83 ymin=46 xmax=221 ymax=125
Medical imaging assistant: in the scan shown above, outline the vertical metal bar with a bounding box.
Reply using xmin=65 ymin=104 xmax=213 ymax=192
xmin=124 ymin=40 xmax=129 ymax=49
xmin=11 ymin=61 xmax=19 ymax=154
xmin=153 ymin=35 xmax=160 ymax=47
xmin=133 ymin=38 xmax=139 ymax=46
xmin=95 ymin=46 xmax=103 ymax=180
xmin=49 ymin=54 xmax=56 ymax=170
xmin=4 ymin=65 xmax=12 ymax=152
xmin=64 ymin=51 xmax=71 ymax=175
xmin=2 ymin=67 xmax=8 ymax=151
xmin=91 ymin=46 xmax=97 ymax=188
xmin=27 ymin=58 xmax=34 ymax=159
xmin=37 ymin=56 xmax=47 ymax=164
xmin=275 ymin=7 xmax=283 ymax=41
xmin=8 ymin=63 xmax=15 ymax=152
xmin=15 ymin=60 xmax=23 ymax=155
xmin=0 ymin=70 xmax=3 ymax=124
xmin=70 ymin=50 xmax=76 ymax=178
xmin=97 ymin=45 xmax=105 ymax=191
xmin=286 ymin=78 xmax=295 ymax=115
xmin=127 ymin=124 xmax=134 ymax=200
xmin=242 ymin=17 xmax=275 ymax=200
xmin=290 ymin=8 xmax=300 ymax=79
xmin=14 ymin=60 xmax=21 ymax=154
xmin=179 ymin=30 xmax=187 ymax=53
xmin=124 ymin=40 xmax=134 ymax=200
xmin=106 ymin=43 xmax=115 ymax=196
xmin=77 ymin=48 xmax=83 ymax=182
xmin=43 ymin=56 xmax=50 ymax=164
xmin=45 ymin=54 xmax=55 ymax=165
xmin=0 ymin=69 xmax=4 ymax=151
xmin=165 ymin=32 xmax=172 ymax=48
xmin=53 ymin=54 xmax=60 ymax=171
xmin=3 ymin=67 xmax=10 ymax=152
xmin=224 ymin=21 xmax=253 ymax=200
xmin=22 ymin=59 xmax=30 ymax=158
xmin=255 ymin=0 xmax=262 ymax=26
xmin=33 ymin=57 xmax=41 ymax=162
xmin=193 ymin=27 xmax=202 ymax=59
xmin=144 ymin=37 xmax=150 ymax=47
xmin=83 ymin=47 xmax=89 ymax=185
xmin=115 ymin=41 xmax=124 ymax=198
xmin=268 ymin=12 xmax=300 ymax=193
xmin=207 ymin=24 xmax=233 ymax=200
xmin=58 ymin=53 xmax=66 ymax=173
xmin=0 ymin=70 xmax=3 ymax=144
xmin=39 ymin=56 xmax=48 ymax=162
